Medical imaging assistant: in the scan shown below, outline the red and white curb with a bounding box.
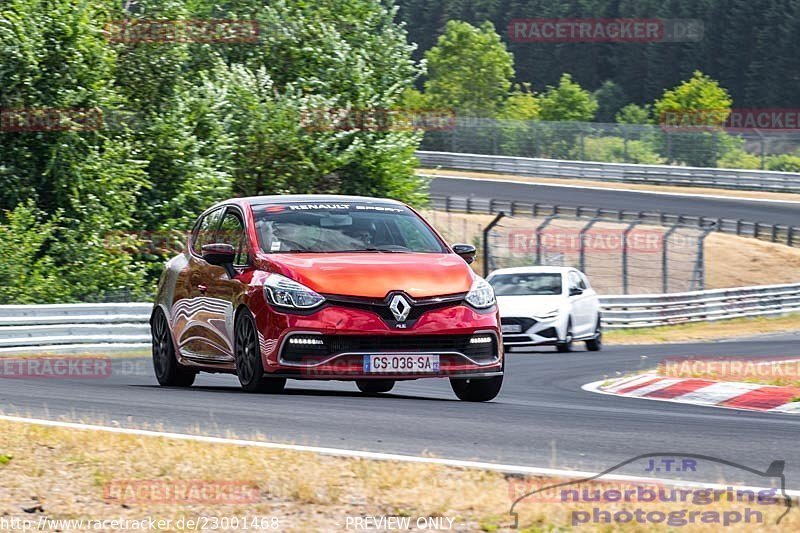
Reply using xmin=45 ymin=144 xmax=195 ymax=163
xmin=583 ymin=373 xmax=800 ymax=414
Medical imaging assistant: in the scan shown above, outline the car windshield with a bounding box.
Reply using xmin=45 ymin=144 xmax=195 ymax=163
xmin=489 ymin=273 xmax=564 ymax=296
xmin=253 ymin=202 xmax=447 ymax=253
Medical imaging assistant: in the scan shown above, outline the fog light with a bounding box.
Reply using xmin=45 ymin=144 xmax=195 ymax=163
xmin=470 ymin=336 xmax=493 ymax=344
xmin=288 ymin=336 xmax=324 ymax=345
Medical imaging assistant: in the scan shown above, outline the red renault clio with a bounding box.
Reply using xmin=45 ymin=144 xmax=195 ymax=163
xmin=151 ymin=195 xmax=503 ymax=401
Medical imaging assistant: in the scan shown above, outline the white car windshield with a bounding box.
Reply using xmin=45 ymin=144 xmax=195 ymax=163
xmin=489 ymin=273 xmax=563 ymax=296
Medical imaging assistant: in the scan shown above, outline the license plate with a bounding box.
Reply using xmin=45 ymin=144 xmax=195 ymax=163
xmin=364 ymin=354 xmax=440 ymax=373
xmin=502 ymin=324 xmax=522 ymax=334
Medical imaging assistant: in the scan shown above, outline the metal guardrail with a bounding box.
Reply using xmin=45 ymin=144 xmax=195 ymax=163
xmin=600 ymin=283 xmax=800 ymax=329
xmin=0 ymin=303 xmax=152 ymax=354
xmin=417 ymin=150 xmax=800 ymax=193
xmin=1 ymin=287 xmax=799 ymax=353
xmin=428 ymin=194 xmax=800 ymax=248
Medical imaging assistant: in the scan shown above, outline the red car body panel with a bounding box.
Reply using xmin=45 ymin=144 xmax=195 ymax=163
xmin=153 ymin=195 xmax=503 ymax=381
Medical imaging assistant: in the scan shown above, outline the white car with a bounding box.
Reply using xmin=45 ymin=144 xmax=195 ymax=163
xmin=487 ymin=266 xmax=602 ymax=352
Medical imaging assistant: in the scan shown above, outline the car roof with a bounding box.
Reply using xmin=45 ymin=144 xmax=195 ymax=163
xmin=235 ymin=194 xmax=406 ymax=207
xmin=488 ymin=266 xmax=577 ymax=276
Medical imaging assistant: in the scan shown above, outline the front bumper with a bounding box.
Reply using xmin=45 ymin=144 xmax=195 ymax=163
xmin=253 ymin=300 xmax=503 ymax=379
xmin=501 ymin=316 xmax=562 ymax=349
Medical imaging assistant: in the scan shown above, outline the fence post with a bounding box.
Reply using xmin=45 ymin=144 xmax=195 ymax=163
xmin=535 ymin=216 xmax=558 ymax=265
xmin=662 ymin=224 xmax=681 ymax=294
xmin=579 ymin=219 xmax=600 ymax=273
xmin=691 ymin=224 xmax=717 ymax=291
xmin=621 ymin=221 xmax=641 ymax=295
xmin=482 ymin=212 xmax=506 ymax=277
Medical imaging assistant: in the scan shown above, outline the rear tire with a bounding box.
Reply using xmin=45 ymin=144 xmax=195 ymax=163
xmin=585 ymin=319 xmax=603 ymax=352
xmin=356 ymin=380 xmax=395 ymax=394
xmin=450 ymin=375 xmax=503 ymax=402
xmin=556 ymin=319 xmax=574 ymax=353
xmin=234 ymin=309 xmax=286 ymax=394
xmin=151 ymin=309 xmax=196 ymax=387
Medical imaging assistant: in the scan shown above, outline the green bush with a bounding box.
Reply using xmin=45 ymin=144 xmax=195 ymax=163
xmin=578 ymin=137 xmax=665 ymax=165
xmin=765 ymin=154 xmax=800 ymax=173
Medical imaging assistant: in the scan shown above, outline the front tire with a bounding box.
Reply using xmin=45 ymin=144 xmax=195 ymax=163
xmin=585 ymin=318 xmax=603 ymax=352
xmin=356 ymin=380 xmax=395 ymax=394
xmin=151 ymin=309 xmax=196 ymax=387
xmin=234 ymin=309 xmax=286 ymax=394
xmin=450 ymin=375 xmax=503 ymax=402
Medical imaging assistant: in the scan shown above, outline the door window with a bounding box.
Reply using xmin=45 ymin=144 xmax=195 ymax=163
xmin=191 ymin=208 xmax=224 ymax=256
xmin=218 ymin=209 xmax=248 ymax=265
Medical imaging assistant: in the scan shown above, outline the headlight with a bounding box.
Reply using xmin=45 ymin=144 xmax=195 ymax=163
xmin=264 ymin=274 xmax=325 ymax=309
xmin=535 ymin=308 xmax=561 ymax=320
xmin=465 ymin=276 xmax=496 ymax=309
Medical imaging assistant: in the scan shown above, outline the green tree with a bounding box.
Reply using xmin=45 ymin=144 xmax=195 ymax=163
xmin=653 ymin=71 xmax=733 ymax=167
xmin=539 ymin=74 xmax=598 ymax=122
xmin=653 ymin=71 xmax=732 ymax=127
xmin=424 ymin=20 xmax=514 ymax=116
xmin=498 ymin=84 xmax=541 ymax=120
xmin=615 ymin=104 xmax=652 ymax=125
xmin=594 ymin=80 xmax=627 ymax=123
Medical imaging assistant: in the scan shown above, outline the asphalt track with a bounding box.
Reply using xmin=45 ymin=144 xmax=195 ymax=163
xmin=3 ymin=339 xmax=800 ymax=488
xmin=429 ymin=176 xmax=800 ymax=227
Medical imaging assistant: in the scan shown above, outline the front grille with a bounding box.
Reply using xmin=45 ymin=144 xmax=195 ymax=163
xmin=281 ymin=333 xmax=498 ymax=363
xmin=324 ymin=293 xmax=466 ymax=327
xmin=501 ymin=317 xmax=538 ymax=332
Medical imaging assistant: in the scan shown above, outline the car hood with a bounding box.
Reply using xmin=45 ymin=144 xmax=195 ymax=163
xmin=260 ymin=253 xmax=474 ymax=299
xmin=496 ymin=294 xmax=565 ymax=317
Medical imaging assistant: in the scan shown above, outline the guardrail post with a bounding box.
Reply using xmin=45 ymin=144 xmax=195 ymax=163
xmin=789 ymin=227 xmax=795 ymax=247
xmin=482 ymin=212 xmax=506 ymax=277
xmin=771 ymin=224 xmax=778 ymax=243
xmin=466 ymin=197 xmax=472 ymax=214
xmin=445 ymin=196 xmax=451 ymax=213
xmin=622 ymin=221 xmax=640 ymax=295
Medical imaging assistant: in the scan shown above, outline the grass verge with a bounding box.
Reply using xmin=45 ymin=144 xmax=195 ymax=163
xmin=605 ymin=313 xmax=800 ymax=345
xmin=0 ymin=419 xmax=795 ymax=531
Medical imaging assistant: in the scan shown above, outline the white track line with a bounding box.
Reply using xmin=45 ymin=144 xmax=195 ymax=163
xmin=2 ymin=414 xmax=798 ymax=497
xmin=425 ymin=173 xmax=800 ymax=205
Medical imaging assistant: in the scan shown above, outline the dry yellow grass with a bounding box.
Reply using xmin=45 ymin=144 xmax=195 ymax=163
xmin=0 ymin=419 xmax=796 ymax=532
xmin=605 ymin=313 xmax=800 ymax=345
xmin=419 ymin=168 xmax=800 ymax=203
xmin=705 ymin=233 xmax=800 ymax=288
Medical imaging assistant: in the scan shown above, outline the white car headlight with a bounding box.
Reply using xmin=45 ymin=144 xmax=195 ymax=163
xmin=264 ymin=274 xmax=325 ymax=309
xmin=535 ymin=308 xmax=561 ymax=320
xmin=465 ymin=276 xmax=496 ymax=309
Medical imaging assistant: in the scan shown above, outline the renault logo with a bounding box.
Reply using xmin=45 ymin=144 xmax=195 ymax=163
xmin=388 ymin=294 xmax=412 ymax=322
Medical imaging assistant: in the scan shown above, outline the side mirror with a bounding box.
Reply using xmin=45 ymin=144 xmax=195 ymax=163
xmin=452 ymin=243 xmax=476 ymax=264
xmin=202 ymin=243 xmax=236 ymax=277
xmin=569 ymin=287 xmax=584 ymax=297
